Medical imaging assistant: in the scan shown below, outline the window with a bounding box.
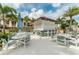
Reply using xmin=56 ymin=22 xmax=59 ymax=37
xmin=24 ymin=22 xmax=26 ymax=26
xmin=41 ymin=30 xmax=47 ymax=36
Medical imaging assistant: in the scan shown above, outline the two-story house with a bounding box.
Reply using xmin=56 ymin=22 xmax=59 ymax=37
xmin=33 ymin=17 xmax=58 ymax=37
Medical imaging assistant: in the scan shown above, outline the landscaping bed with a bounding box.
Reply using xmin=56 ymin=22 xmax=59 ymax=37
xmin=0 ymin=32 xmax=15 ymax=50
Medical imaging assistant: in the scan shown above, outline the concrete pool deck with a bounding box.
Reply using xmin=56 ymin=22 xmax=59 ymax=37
xmin=1 ymin=34 xmax=79 ymax=55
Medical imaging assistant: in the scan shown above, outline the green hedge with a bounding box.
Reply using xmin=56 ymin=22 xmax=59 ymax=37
xmin=0 ymin=32 xmax=14 ymax=44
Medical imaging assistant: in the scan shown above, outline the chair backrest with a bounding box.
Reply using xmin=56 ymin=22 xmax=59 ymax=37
xmin=8 ymin=33 xmax=16 ymax=40
xmin=57 ymin=36 xmax=65 ymax=40
xmin=25 ymin=34 xmax=30 ymax=41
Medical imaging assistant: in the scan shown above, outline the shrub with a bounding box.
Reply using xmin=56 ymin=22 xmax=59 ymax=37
xmin=0 ymin=32 xmax=13 ymax=42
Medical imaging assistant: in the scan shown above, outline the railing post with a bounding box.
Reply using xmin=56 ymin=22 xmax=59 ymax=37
xmin=51 ymin=30 xmax=52 ymax=37
xmin=47 ymin=30 xmax=49 ymax=37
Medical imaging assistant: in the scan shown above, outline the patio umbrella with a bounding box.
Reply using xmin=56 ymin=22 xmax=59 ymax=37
xmin=17 ymin=13 xmax=23 ymax=32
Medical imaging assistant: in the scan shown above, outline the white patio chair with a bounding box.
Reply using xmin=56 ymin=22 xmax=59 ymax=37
xmin=57 ymin=35 xmax=67 ymax=45
xmin=3 ymin=40 xmax=17 ymax=50
xmin=69 ymin=35 xmax=79 ymax=47
xmin=19 ymin=34 xmax=30 ymax=47
xmin=52 ymin=34 xmax=58 ymax=42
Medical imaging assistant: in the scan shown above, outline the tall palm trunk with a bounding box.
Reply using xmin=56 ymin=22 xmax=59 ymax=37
xmin=3 ymin=14 xmax=5 ymax=34
xmin=70 ymin=16 xmax=72 ymax=31
xmin=12 ymin=21 xmax=14 ymax=32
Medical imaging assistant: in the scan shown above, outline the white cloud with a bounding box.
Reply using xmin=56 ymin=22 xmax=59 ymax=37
xmin=29 ymin=9 xmax=45 ymax=19
xmin=52 ymin=3 xmax=61 ymax=7
xmin=29 ymin=12 xmax=37 ymax=19
xmin=13 ymin=4 xmax=21 ymax=9
xmin=21 ymin=11 xmax=29 ymax=18
xmin=36 ymin=9 xmax=44 ymax=17
xmin=20 ymin=4 xmax=79 ymax=20
xmin=2 ymin=3 xmax=21 ymax=9
xmin=45 ymin=3 xmax=79 ymax=20
xmin=19 ymin=3 xmax=79 ymax=21
xmin=31 ymin=8 xmax=37 ymax=12
xmin=28 ymin=5 xmax=69 ymax=20
xmin=44 ymin=5 xmax=69 ymax=20
xmin=28 ymin=4 xmax=72 ymax=20
xmin=3 ymin=3 xmax=78 ymax=21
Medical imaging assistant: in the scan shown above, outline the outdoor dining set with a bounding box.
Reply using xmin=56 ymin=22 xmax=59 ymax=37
xmin=1 ymin=30 xmax=79 ymax=51
xmin=3 ymin=32 xmax=30 ymax=50
xmin=54 ymin=33 xmax=79 ymax=47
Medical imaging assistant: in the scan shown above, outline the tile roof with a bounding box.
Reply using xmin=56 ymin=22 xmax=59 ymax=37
xmin=37 ymin=17 xmax=57 ymax=22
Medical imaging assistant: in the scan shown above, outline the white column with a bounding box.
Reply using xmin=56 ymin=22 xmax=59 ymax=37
xmin=54 ymin=29 xmax=56 ymax=35
xmin=75 ymin=41 xmax=78 ymax=48
xmin=53 ymin=30 xmax=54 ymax=35
xmin=51 ymin=30 xmax=52 ymax=37
xmin=24 ymin=39 xmax=26 ymax=48
xmin=1 ymin=20 xmax=3 ymax=25
xmin=47 ymin=30 xmax=49 ymax=36
xmin=40 ymin=31 xmax=42 ymax=36
xmin=9 ymin=21 xmax=12 ymax=27
xmin=64 ymin=38 xmax=66 ymax=46
xmin=16 ymin=22 xmax=17 ymax=27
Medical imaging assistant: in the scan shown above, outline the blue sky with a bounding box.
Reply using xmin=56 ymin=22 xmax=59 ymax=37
xmin=2 ymin=3 xmax=79 ymax=22
xmin=16 ymin=3 xmax=64 ymax=13
xmin=17 ymin=3 xmax=60 ymax=12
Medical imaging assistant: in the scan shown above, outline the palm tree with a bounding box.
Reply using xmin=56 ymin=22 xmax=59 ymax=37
xmin=64 ymin=6 xmax=79 ymax=30
xmin=23 ymin=16 xmax=30 ymax=31
xmin=57 ymin=17 xmax=65 ymax=24
xmin=6 ymin=13 xmax=18 ymax=32
xmin=6 ymin=13 xmax=18 ymax=22
xmin=0 ymin=4 xmax=17 ymax=34
xmin=23 ymin=16 xmax=30 ymax=22
xmin=57 ymin=16 xmax=78 ymax=33
xmin=57 ymin=17 xmax=69 ymax=33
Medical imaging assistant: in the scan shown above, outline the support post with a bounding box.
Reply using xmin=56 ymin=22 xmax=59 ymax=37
xmin=47 ymin=30 xmax=49 ymax=37
xmin=51 ymin=30 xmax=52 ymax=37
xmin=75 ymin=41 xmax=78 ymax=48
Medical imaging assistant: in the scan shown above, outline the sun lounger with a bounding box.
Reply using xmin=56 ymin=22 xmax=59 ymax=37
xmin=57 ymin=35 xmax=67 ymax=45
xmin=56 ymin=34 xmax=71 ymax=46
xmin=11 ymin=32 xmax=30 ymax=48
xmin=69 ymin=35 xmax=79 ymax=47
xmin=56 ymin=33 xmax=79 ymax=47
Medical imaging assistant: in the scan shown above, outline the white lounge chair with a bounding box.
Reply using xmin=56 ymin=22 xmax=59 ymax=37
xmin=3 ymin=40 xmax=17 ymax=50
xmin=69 ymin=35 xmax=79 ymax=47
xmin=57 ymin=35 xmax=67 ymax=45
xmin=56 ymin=33 xmax=71 ymax=46
xmin=9 ymin=32 xmax=30 ymax=48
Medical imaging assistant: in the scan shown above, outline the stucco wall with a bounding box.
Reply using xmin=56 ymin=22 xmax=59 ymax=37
xmin=34 ymin=19 xmax=57 ymax=31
